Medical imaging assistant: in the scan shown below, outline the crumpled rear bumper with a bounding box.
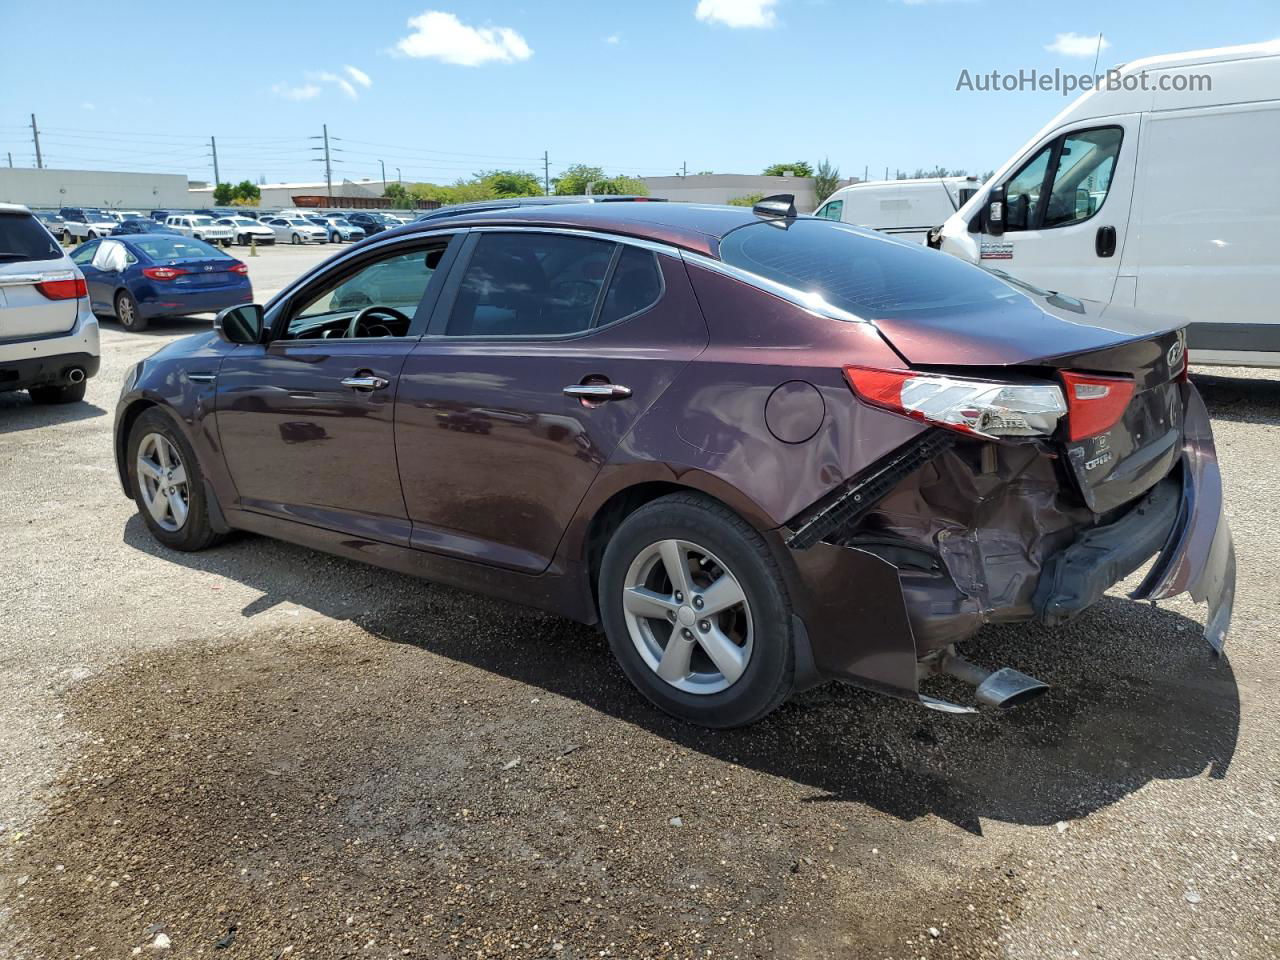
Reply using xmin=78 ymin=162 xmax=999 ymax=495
xmin=783 ymin=381 xmax=1235 ymax=704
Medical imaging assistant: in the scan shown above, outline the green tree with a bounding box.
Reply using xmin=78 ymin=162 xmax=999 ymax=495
xmin=477 ymin=169 xmax=543 ymax=198
xmin=812 ymin=157 xmax=841 ymax=205
xmin=231 ymin=180 xmax=260 ymax=204
xmin=763 ymin=161 xmax=813 ymax=178
xmin=727 ymin=193 xmax=765 ymax=207
xmin=383 ymin=182 xmax=416 ymax=209
xmin=553 ymin=164 xmax=606 ymax=196
xmin=212 ymin=182 xmax=233 ymax=205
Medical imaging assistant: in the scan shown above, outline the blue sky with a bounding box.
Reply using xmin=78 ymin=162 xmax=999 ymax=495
xmin=1 ymin=0 xmax=1276 ymax=186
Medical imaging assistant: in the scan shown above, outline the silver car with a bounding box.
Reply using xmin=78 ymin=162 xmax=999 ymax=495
xmin=267 ymin=217 xmax=328 ymax=245
xmin=0 ymin=203 xmax=99 ymax=404
xmin=165 ymin=215 xmax=235 ymax=246
xmin=312 ymin=215 xmax=366 ymax=243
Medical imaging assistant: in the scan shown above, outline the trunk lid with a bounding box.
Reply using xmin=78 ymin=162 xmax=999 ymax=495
xmin=872 ymin=290 xmax=1188 ymax=515
xmin=158 ymin=257 xmax=242 ymax=288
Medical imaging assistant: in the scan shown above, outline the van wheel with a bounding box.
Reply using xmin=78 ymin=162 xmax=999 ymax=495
xmin=116 ymin=290 xmax=147 ymax=332
xmin=598 ymin=493 xmax=794 ymax=728
xmin=29 ymin=381 xmax=87 ymax=404
xmin=127 ymin=408 xmax=225 ymax=552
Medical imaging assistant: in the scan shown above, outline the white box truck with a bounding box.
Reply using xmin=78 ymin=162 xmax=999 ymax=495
xmin=935 ymin=41 xmax=1280 ymax=367
xmin=814 ymin=177 xmax=981 ymax=244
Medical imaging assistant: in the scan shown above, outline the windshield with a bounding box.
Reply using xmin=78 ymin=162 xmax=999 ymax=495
xmin=132 ymin=236 xmax=229 ymax=260
xmin=331 ymin=219 xmax=352 ymax=227
xmin=191 ymin=216 xmax=216 ymax=226
xmin=84 ymin=209 xmax=109 ymax=220
xmin=287 ymin=219 xmax=310 ymax=226
xmin=717 ymin=218 xmax=1023 ymax=318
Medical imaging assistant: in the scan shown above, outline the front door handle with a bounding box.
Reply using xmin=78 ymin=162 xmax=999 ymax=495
xmin=1095 ymin=225 xmax=1117 ymax=258
xmin=341 ymin=374 xmax=389 ymax=391
xmin=563 ymin=383 xmax=632 ymax=401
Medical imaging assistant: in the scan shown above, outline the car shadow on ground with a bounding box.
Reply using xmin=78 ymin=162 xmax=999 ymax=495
xmin=1193 ymin=370 xmax=1280 ymax=424
xmin=96 ymin=314 xmax=213 ymax=336
xmin=123 ymin=514 xmax=1239 ymax=836
xmin=0 ymin=393 xmax=106 ymax=434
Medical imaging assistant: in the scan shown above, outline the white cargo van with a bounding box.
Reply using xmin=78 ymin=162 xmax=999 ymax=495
xmin=815 ymin=177 xmax=981 ymax=243
xmin=936 ymin=41 xmax=1280 ymax=366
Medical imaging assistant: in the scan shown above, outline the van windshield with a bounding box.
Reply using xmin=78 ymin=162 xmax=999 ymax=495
xmin=717 ymin=218 xmax=1022 ymax=318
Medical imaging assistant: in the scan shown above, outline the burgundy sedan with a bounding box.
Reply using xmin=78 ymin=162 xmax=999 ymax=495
xmin=113 ymin=199 xmax=1234 ymax=726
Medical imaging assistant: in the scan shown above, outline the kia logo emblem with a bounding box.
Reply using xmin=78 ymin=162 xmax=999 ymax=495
xmin=1167 ymin=337 xmax=1185 ymax=371
xmin=204 ymin=265 xmax=214 ymax=272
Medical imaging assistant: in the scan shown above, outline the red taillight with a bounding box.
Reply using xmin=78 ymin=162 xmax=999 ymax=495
xmin=230 ymin=262 xmax=248 ymax=275
xmin=35 ymin=276 xmax=88 ymax=300
xmin=844 ymin=365 xmax=1067 ymax=439
xmin=142 ymin=266 xmax=188 ymax=281
xmin=1060 ymin=371 xmax=1136 ymax=442
xmin=1178 ymin=346 xmax=1190 ymax=383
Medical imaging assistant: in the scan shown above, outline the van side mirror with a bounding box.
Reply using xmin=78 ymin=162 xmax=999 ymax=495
xmin=215 ymin=304 xmax=265 ymax=345
xmin=986 ymin=185 xmax=1006 ymax=236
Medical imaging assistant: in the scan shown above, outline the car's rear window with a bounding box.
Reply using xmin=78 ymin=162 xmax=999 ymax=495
xmin=0 ymin=213 xmax=64 ymax=263
xmin=717 ymin=218 xmax=1021 ymax=318
xmin=132 ymin=237 xmax=228 ymax=260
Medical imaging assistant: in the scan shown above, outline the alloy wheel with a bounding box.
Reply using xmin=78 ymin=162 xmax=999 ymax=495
xmin=136 ymin=432 xmax=190 ymax=532
xmin=621 ymin=538 xmax=753 ymax=695
xmin=116 ymin=293 xmax=136 ymax=329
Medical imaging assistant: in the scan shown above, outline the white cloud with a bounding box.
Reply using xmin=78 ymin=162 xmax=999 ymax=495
xmin=344 ymin=65 xmax=373 ymax=88
xmin=1046 ymin=31 xmax=1110 ymax=57
xmin=316 ymin=71 xmax=359 ymax=99
xmin=272 ymin=82 xmax=321 ymax=101
xmin=395 ymin=10 xmax=532 ymax=66
xmin=695 ymin=0 xmax=778 ymax=28
xmin=80 ymin=101 xmax=96 ymax=111
xmin=604 ymin=34 xmax=620 ymax=44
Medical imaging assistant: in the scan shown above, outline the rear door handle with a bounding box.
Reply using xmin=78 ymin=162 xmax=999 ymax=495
xmin=1095 ymin=225 xmax=1117 ymax=258
xmin=341 ymin=374 xmax=389 ymax=391
xmin=563 ymin=383 xmax=632 ymax=401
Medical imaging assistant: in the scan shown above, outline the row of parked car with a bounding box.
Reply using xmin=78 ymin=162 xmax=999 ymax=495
xmin=32 ymin=207 xmax=418 ymax=249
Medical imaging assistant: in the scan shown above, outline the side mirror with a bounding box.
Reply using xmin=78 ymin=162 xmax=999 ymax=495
xmin=986 ymin=185 xmax=1006 ymax=237
xmin=215 ymin=304 xmax=265 ymax=345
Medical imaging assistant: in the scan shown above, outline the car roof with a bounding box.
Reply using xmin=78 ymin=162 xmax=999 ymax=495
xmin=393 ymin=201 xmax=763 ymax=256
xmin=1 ymin=202 xmax=33 ymax=214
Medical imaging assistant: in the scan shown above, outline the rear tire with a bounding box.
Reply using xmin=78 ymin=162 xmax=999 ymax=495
xmin=127 ymin=408 xmax=224 ymax=552
xmin=598 ymin=493 xmax=794 ymax=728
xmin=115 ymin=290 xmax=147 ymax=332
xmin=28 ymin=381 xmax=87 ymax=405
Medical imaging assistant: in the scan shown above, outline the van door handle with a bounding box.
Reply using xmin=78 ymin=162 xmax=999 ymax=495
xmin=563 ymin=383 xmax=632 ymax=401
xmin=1095 ymin=225 xmax=1117 ymax=258
xmin=341 ymin=374 xmax=389 ymax=391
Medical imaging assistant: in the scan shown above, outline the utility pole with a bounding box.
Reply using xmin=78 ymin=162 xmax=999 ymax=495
xmin=543 ymin=150 xmax=550 ymax=195
xmin=210 ymin=136 xmax=220 ymax=189
xmin=380 ymin=159 xmax=386 ymax=193
xmin=682 ymin=161 xmax=687 ymax=178
xmin=396 ymin=167 xmax=402 ymax=185
xmin=310 ymin=125 xmax=335 ymax=201
xmin=30 ymin=114 xmax=43 ymax=169
xmin=6 ymin=152 xmax=12 ymax=169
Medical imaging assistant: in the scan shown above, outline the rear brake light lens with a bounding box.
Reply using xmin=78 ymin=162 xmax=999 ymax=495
xmin=230 ymin=262 xmax=248 ymax=275
xmin=1178 ymin=346 xmax=1190 ymax=382
xmin=844 ymin=366 xmax=1066 ymax=439
xmin=35 ymin=275 xmax=88 ymax=300
xmin=1060 ymin=371 xmax=1136 ymax=441
xmin=142 ymin=266 xmax=188 ymax=281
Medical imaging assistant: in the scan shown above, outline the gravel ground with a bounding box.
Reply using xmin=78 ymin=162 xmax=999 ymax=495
xmin=1 ymin=252 xmax=1277 ymax=958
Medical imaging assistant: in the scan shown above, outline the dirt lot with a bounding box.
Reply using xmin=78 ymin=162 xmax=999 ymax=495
xmin=1 ymin=248 xmax=1277 ymax=958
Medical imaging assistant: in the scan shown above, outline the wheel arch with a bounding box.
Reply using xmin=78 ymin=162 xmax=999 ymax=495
xmin=115 ymin=397 xmax=160 ymax=496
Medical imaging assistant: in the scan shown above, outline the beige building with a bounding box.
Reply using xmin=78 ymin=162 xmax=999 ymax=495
xmin=187 ymin=178 xmax=390 ymax=209
xmin=638 ymin=174 xmax=855 ymax=213
xmin=0 ymin=168 xmax=191 ymax=209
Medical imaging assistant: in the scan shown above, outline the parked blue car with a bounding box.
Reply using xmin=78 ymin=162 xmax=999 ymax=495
xmin=70 ymin=234 xmax=252 ymax=332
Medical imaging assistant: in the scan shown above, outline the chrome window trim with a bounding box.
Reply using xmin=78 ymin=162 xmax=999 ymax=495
xmin=467 ymin=224 xmax=682 ymax=259
xmin=679 ymin=250 xmax=870 ymax=325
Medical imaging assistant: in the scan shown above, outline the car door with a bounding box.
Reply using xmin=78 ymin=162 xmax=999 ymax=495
xmin=213 ymin=233 xmax=461 ymax=543
xmin=82 ymin=239 xmax=132 ymax=313
xmin=69 ymin=240 xmax=103 ymax=309
xmin=978 ymin=121 xmax=1138 ymax=302
xmin=395 ymin=229 xmax=708 ymax=574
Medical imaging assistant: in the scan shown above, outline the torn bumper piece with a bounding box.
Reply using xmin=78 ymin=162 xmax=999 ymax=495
xmin=783 ymin=382 xmax=1235 ymax=709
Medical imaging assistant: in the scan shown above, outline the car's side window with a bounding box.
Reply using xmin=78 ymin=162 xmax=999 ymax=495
xmin=282 ymin=242 xmax=449 ymax=340
xmin=597 ymin=246 xmax=664 ymax=326
xmin=815 ymin=200 xmax=843 ymax=221
xmin=444 ymin=232 xmax=615 ymax=338
xmin=1043 ymin=127 xmax=1123 ymax=227
xmin=71 ymin=240 xmax=99 ymax=265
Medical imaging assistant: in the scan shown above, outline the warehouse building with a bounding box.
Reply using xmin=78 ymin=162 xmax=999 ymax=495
xmin=0 ymin=168 xmax=191 ymax=209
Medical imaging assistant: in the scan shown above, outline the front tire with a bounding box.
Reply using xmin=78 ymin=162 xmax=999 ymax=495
xmin=115 ymin=290 xmax=147 ymax=332
xmin=127 ymin=408 xmax=224 ymax=552
xmin=599 ymin=493 xmax=794 ymax=728
xmin=291 ymin=233 xmax=301 ymax=245
xmin=29 ymin=381 xmax=87 ymax=404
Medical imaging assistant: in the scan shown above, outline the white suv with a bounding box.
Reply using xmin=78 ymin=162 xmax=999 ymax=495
xmin=0 ymin=203 xmax=100 ymax=404
xmin=165 ymin=214 xmax=234 ymax=246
